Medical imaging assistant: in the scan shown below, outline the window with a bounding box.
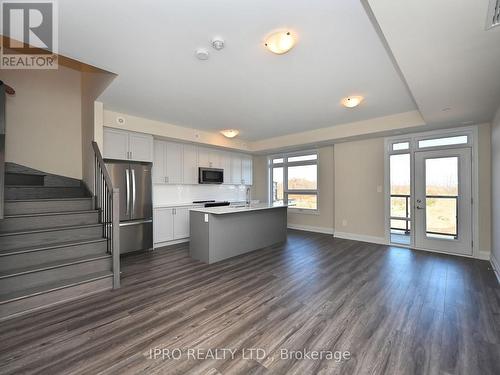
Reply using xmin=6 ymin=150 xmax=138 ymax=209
xmin=392 ymin=142 xmax=409 ymax=151
xmin=270 ymin=152 xmax=318 ymax=211
xmin=418 ymin=135 xmax=468 ymax=149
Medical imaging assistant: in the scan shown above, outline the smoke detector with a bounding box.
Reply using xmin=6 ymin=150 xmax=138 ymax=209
xmin=195 ymin=48 xmax=209 ymax=60
xmin=212 ymin=38 xmax=225 ymax=50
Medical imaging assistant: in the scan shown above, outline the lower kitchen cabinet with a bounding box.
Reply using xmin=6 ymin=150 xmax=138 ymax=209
xmin=154 ymin=206 xmax=192 ymax=245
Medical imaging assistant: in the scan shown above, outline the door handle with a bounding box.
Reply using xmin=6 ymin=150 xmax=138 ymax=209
xmin=131 ymin=169 xmax=136 ymax=214
xmin=416 ymin=199 xmax=424 ymax=209
xmin=125 ymin=169 xmax=130 ymax=215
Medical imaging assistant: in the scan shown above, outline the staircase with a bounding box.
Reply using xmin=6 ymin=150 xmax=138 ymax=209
xmin=0 ymin=168 xmax=115 ymax=321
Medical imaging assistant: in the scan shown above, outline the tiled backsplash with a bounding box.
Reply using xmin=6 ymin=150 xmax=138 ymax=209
xmin=153 ymin=184 xmax=248 ymax=206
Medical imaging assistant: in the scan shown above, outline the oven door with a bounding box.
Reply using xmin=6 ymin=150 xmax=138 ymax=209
xmin=199 ymin=168 xmax=224 ymax=184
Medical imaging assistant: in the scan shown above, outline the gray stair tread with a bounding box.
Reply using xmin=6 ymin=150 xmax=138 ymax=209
xmin=0 ymin=270 xmax=113 ymax=304
xmin=0 ymin=254 xmax=112 ymax=279
xmin=0 ymin=238 xmax=107 ymax=257
xmin=5 ymin=197 xmax=92 ymax=203
xmin=0 ymin=223 xmax=102 ymax=237
xmin=3 ymin=209 xmax=98 ymax=219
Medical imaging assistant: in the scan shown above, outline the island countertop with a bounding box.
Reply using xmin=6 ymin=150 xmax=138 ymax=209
xmin=190 ymin=203 xmax=287 ymax=215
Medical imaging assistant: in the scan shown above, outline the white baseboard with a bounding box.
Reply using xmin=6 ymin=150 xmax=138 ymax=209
xmin=476 ymin=250 xmax=491 ymax=261
xmin=334 ymin=231 xmax=388 ymax=245
xmin=287 ymin=224 xmax=334 ymax=235
xmin=154 ymin=238 xmax=189 ymax=249
xmin=491 ymin=253 xmax=500 ymax=284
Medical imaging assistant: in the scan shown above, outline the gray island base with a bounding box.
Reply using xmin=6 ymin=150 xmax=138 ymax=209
xmin=189 ymin=204 xmax=287 ymax=264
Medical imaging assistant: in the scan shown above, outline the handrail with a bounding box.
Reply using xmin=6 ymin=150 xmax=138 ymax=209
xmin=0 ymin=82 xmax=6 ymax=220
xmin=390 ymin=194 xmax=458 ymax=238
xmin=91 ymin=141 xmax=120 ymax=289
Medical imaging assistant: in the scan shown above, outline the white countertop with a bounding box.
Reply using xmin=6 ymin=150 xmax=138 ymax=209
xmin=154 ymin=200 xmax=248 ymax=209
xmin=190 ymin=203 xmax=287 ymax=215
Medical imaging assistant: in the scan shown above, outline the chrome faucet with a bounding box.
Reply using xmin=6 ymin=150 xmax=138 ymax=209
xmin=246 ymin=187 xmax=251 ymax=207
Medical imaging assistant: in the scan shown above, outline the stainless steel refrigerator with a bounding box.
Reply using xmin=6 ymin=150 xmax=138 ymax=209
xmin=105 ymin=160 xmax=153 ymax=254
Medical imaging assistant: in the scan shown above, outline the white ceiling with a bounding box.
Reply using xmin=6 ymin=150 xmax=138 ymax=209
xmin=366 ymin=0 xmax=500 ymax=127
xmin=57 ymin=0 xmax=416 ymax=141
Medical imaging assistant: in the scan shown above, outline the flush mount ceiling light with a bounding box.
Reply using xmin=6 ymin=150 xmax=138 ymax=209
xmin=195 ymin=48 xmax=209 ymax=60
xmin=341 ymin=96 xmax=364 ymax=108
xmin=264 ymin=31 xmax=296 ymax=54
xmin=220 ymin=129 xmax=240 ymax=138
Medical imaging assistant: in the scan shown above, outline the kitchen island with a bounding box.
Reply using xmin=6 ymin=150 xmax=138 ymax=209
xmin=189 ymin=204 xmax=287 ymax=264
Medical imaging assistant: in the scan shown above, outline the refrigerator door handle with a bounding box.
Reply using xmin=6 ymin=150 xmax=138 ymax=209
xmin=125 ymin=168 xmax=130 ymax=216
xmin=131 ymin=168 xmax=136 ymax=215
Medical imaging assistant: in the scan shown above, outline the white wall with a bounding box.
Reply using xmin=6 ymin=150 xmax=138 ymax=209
xmin=334 ymin=138 xmax=386 ymax=241
xmin=3 ymin=66 xmax=83 ymax=179
xmin=492 ymin=106 xmax=500 ymax=272
xmin=103 ymin=110 xmax=250 ymax=152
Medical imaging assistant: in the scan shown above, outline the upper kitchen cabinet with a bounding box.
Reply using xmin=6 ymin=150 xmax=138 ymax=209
xmin=242 ymin=155 xmax=253 ymax=185
xmin=198 ymin=147 xmax=222 ymax=169
xmin=230 ymin=154 xmax=242 ymax=185
xmin=220 ymin=152 xmax=232 ymax=184
xmin=183 ymin=144 xmax=198 ymax=184
xmin=103 ymin=128 xmax=153 ymax=162
xmin=153 ymin=140 xmax=183 ymax=184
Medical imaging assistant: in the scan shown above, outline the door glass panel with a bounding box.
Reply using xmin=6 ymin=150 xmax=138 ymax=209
xmin=272 ymin=167 xmax=284 ymax=205
xmin=390 ymin=154 xmax=411 ymax=244
xmin=425 ymin=157 xmax=458 ymax=239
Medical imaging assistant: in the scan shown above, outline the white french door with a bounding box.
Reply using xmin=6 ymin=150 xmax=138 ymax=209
xmin=414 ymin=148 xmax=472 ymax=255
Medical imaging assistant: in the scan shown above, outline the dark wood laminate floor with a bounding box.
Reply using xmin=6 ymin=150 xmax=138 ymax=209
xmin=1 ymin=230 xmax=499 ymax=375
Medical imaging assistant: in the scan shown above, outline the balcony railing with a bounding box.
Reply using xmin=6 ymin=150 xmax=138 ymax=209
xmin=390 ymin=194 xmax=458 ymax=239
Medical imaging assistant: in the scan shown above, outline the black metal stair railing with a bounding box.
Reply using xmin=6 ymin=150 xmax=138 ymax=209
xmin=92 ymin=141 xmax=120 ymax=288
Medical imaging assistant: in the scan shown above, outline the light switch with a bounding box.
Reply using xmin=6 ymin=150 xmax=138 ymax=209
xmin=342 ymin=219 xmax=348 ymax=227
xmin=377 ymin=185 xmax=383 ymax=193
xmin=204 ymin=214 xmax=209 ymax=223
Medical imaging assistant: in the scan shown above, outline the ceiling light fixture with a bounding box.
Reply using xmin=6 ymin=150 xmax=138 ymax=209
xmin=341 ymin=96 xmax=364 ymax=108
xmin=195 ymin=48 xmax=209 ymax=60
xmin=212 ymin=38 xmax=225 ymax=50
xmin=264 ymin=31 xmax=296 ymax=54
xmin=220 ymin=129 xmax=240 ymax=138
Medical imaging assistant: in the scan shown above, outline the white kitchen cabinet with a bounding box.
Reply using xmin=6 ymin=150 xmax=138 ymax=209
xmin=242 ymin=155 xmax=253 ymax=185
xmin=220 ymin=152 xmax=232 ymax=184
xmin=153 ymin=140 xmax=166 ymax=184
xmin=154 ymin=208 xmax=174 ymax=243
xmin=165 ymin=142 xmax=183 ymax=184
xmin=231 ymin=154 xmax=243 ymax=185
xmin=103 ymin=128 xmax=129 ymax=160
xmin=154 ymin=206 xmax=193 ymax=244
xmin=173 ymin=207 xmax=190 ymax=239
xmin=129 ymin=133 xmax=154 ymax=162
xmin=198 ymin=147 xmax=222 ymax=169
xmin=103 ymin=128 xmax=153 ymax=162
xmin=183 ymin=144 xmax=198 ymax=184
xmin=153 ymin=140 xmax=183 ymax=184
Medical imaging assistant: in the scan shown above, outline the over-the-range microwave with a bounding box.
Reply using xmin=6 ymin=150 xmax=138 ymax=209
xmin=198 ymin=167 xmax=224 ymax=184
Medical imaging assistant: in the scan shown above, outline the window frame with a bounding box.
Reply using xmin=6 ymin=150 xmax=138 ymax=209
xmin=269 ymin=150 xmax=319 ymax=213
